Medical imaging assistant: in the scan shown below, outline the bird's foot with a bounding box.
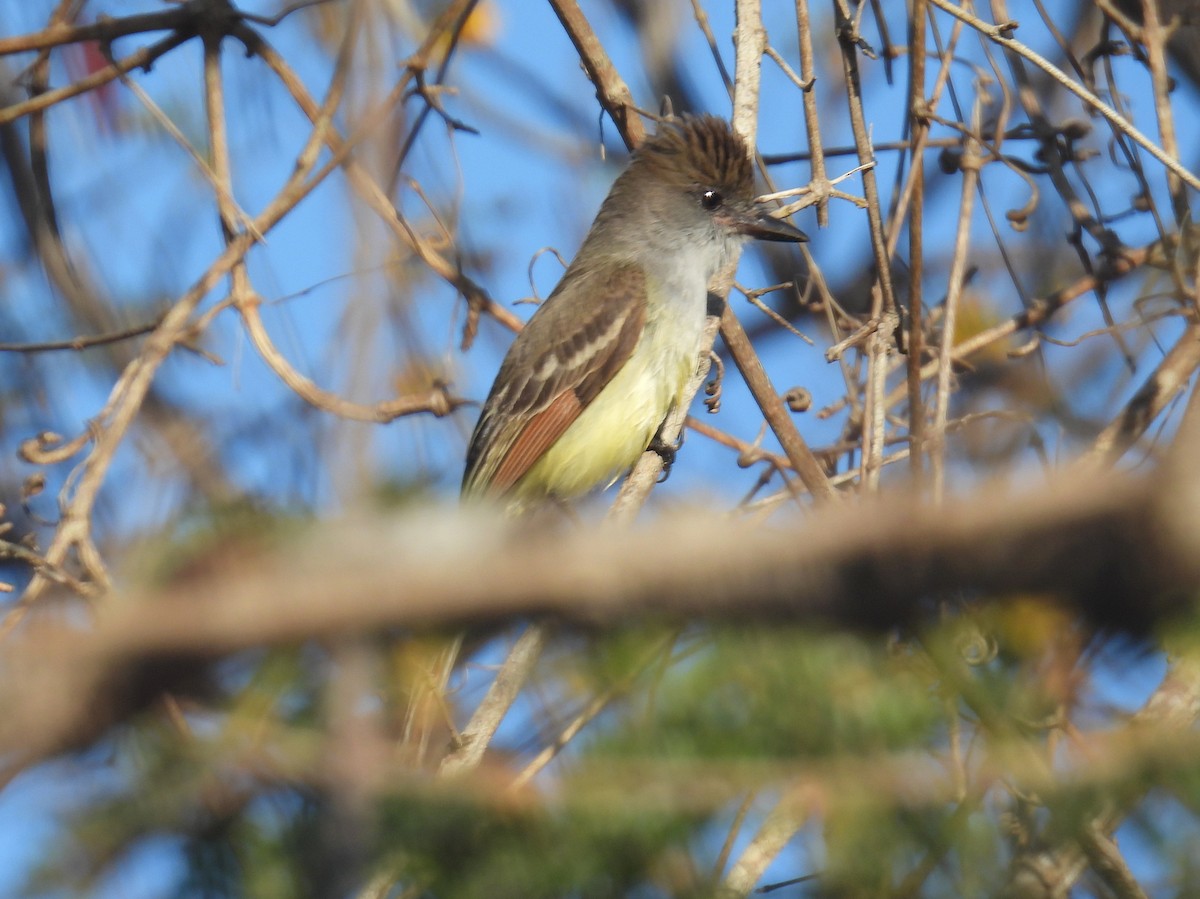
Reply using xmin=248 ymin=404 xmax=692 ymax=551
xmin=648 ymin=432 xmax=685 ymax=483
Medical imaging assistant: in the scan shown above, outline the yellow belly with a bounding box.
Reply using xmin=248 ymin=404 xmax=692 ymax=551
xmin=510 ymin=315 xmax=700 ymax=505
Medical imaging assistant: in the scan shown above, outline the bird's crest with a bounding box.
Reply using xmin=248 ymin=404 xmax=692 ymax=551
xmin=636 ymin=115 xmax=754 ymax=198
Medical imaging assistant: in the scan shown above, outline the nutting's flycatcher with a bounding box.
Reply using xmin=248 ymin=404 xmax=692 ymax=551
xmin=463 ymin=115 xmax=807 ymax=509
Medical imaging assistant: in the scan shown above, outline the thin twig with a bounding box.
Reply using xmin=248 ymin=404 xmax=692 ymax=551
xmin=927 ymin=0 xmax=1200 ymax=192
xmin=720 ymin=305 xmax=835 ymax=501
xmin=883 ymin=242 xmax=1152 ymax=412
xmin=794 ymin=0 xmax=828 ymax=226
xmin=546 ymin=0 xmax=643 ymax=149
xmin=0 ymin=31 xmax=190 ymax=126
xmin=832 ymin=0 xmax=898 ymax=492
xmin=0 ymin=318 xmax=164 ymax=353
xmin=931 ymin=94 xmax=984 ymax=500
xmin=722 ymin=786 xmax=811 ymax=895
xmin=1086 ymin=323 xmax=1200 ymax=467
xmin=240 ymin=21 xmax=521 ymax=340
xmin=509 ymin=631 xmax=678 ymax=790
xmin=240 ymin=292 xmax=466 ymax=420
xmin=4 ymin=0 xmax=418 ymax=636
xmin=118 ymin=48 xmax=260 ymax=238
xmin=0 ymin=5 xmax=191 ymax=55
xmin=437 ymin=626 xmax=547 ymax=778
xmin=906 ymin=0 xmax=929 ymax=484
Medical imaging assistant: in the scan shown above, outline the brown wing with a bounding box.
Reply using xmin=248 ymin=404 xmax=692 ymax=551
xmin=462 ymin=263 xmax=647 ymax=499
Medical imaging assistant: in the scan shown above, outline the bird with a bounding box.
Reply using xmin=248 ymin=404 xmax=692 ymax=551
xmin=462 ymin=115 xmax=807 ymax=511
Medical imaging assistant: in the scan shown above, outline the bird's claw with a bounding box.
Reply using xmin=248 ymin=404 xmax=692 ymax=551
xmin=648 ymin=433 xmax=684 ymax=483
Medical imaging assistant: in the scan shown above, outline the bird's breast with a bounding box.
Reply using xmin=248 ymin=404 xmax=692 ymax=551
xmin=507 ymin=269 xmax=709 ymax=502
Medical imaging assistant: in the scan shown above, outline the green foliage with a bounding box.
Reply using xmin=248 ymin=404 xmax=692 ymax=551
xmin=595 ymin=629 xmax=943 ymax=761
xmin=19 ymin=617 xmax=1200 ymax=899
xmin=376 ymin=795 xmax=703 ymax=899
xmin=21 ymin=648 xmax=323 ymax=898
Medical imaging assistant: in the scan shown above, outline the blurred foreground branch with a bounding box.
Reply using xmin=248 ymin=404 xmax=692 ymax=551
xmin=4 ymin=439 xmax=1199 ymax=772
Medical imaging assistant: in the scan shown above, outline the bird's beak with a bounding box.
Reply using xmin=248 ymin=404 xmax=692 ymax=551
xmin=734 ymin=205 xmax=808 ymax=243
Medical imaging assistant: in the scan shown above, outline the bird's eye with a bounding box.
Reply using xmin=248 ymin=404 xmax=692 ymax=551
xmin=701 ymin=189 xmax=722 ymax=210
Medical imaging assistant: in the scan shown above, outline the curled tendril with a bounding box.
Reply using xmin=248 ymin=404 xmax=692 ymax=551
xmin=704 ymin=351 xmax=724 ymax=414
xmin=958 ymin=626 xmax=999 ymax=666
xmin=18 ymin=430 xmax=92 ymax=465
xmin=784 ymin=386 xmax=812 ymax=413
